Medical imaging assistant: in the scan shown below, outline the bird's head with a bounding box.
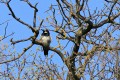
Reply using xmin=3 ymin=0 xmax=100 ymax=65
xmin=41 ymin=29 xmax=50 ymax=36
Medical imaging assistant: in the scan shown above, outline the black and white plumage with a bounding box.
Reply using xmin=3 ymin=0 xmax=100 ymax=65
xmin=40 ymin=29 xmax=51 ymax=56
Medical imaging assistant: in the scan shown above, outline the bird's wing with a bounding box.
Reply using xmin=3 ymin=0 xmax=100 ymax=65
xmin=48 ymin=36 xmax=51 ymax=43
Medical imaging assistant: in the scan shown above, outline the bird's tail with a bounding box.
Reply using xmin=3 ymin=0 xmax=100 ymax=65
xmin=43 ymin=47 xmax=48 ymax=56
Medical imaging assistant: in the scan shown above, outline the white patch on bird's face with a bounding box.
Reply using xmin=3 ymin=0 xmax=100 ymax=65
xmin=41 ymin=36 xmax=51 ymax=47
xmin=44 ymin=31 xmax=48 ymax=34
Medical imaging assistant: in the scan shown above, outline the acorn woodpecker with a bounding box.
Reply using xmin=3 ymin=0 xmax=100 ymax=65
xmin=40 ymin=29 xmax=51 ymax=56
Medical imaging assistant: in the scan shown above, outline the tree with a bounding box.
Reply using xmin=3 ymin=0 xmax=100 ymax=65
xmin=0 ymin=0 xmax=120 ymax=80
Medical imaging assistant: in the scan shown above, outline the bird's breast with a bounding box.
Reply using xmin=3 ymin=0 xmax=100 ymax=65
xmin=41 ymin=36 xmax=51 ymax=46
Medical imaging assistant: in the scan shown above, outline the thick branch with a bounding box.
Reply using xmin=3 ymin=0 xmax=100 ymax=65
xmin=77 ymin=46 xmax=97 ymax=77
xmin=50 ymin=47 xmax=65 ymax=62
xmin=94 ymin=12 xmax=120 ymax=28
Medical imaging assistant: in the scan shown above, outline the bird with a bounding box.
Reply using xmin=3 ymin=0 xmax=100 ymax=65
xmin=40 ymin=29 xmax=51 ymax=56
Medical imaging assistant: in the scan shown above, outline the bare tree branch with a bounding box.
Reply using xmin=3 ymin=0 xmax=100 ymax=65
xmin=0 ymin=43 xmax=33 ymax=64
xmin=6 ymin=0 xmax=35 ymax=32
xmin=21 ymin=0 xmax=38 ymax=27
